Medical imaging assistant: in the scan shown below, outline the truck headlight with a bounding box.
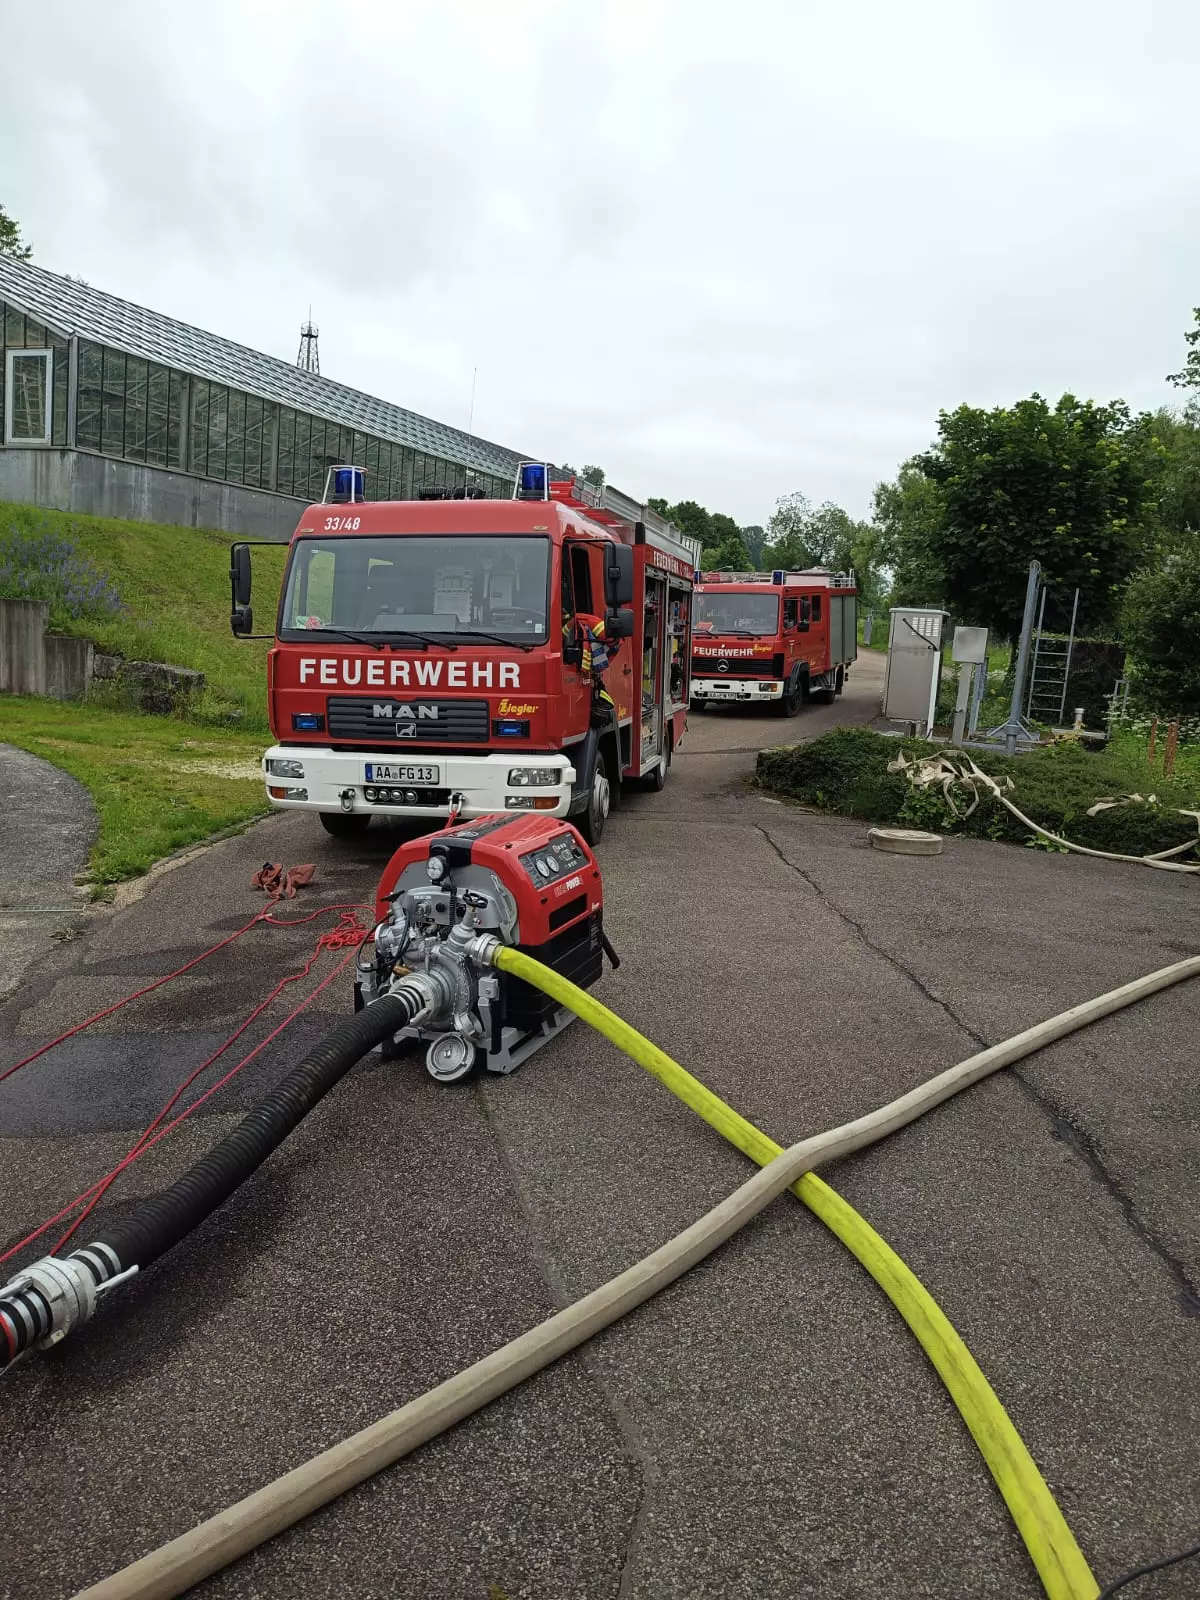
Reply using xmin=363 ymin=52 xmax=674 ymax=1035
xmin=507 ymin=767 xmax=562 ymax=787
xmin=266 ymin=757 xmax=306 ymax=779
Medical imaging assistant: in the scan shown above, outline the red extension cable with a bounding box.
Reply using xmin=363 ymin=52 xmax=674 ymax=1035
xmin=1 ymin=898 xmax=372 ymax=1270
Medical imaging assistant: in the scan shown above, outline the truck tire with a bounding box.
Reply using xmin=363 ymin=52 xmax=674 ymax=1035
xmin=319 ymin=812 xmax=371 ymax=839
xmin=835 ymin=665 xmax=845 ymax=696
xmin=578 ymin=747 xmax=611 ymax=845
xmin=775 ymin=673 xmax=802 ymax=717
xmin=641 ymin=732 xmax=672 ymax=791
xmin=812 ymin=671 xmax=837 ymax=706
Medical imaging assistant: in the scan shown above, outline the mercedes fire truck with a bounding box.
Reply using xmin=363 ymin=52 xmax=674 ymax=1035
xmin=230 ymin=464 xmax=699 ymax=844
xmin=690 ymin=568 xmax=858 ymax=715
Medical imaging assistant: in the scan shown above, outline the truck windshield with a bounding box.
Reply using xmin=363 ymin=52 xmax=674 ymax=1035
xmin=694 ymin=593 xmax=780 ymax=637
xmin=278 ymin=535 xmax=550 ymax=645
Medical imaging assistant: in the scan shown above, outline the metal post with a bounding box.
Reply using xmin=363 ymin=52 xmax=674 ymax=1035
xmin=968 ymin=657 xmax=987 ymax=735
xmin=1024 ymin=581 xmax=1047 ymax=720
xmin=951 ymin=662 xmax=972 ymax=745
xmin=863 ymin=613 xmax=873 ymax=647
xmin=1056 ymin=587 xmax=1080 ymax=726
xmin=990 ymin=560 xmax=1041 ymax=754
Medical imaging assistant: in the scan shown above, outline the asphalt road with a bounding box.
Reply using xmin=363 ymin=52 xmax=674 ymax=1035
xmin=2 ymin=650 xmax=1198 ymax=1600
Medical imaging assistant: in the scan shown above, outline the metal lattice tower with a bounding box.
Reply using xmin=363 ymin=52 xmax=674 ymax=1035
xmin=296 ymin=310 xmax=320 ymax=374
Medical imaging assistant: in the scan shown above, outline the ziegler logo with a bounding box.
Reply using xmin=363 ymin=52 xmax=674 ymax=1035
xmin=497 ymin=698 xmax=537 ymax=716
xmin=371 ymin=703 xmax=439 ymax=720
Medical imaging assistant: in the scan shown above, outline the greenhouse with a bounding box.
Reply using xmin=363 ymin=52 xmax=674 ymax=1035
xmin=0 ymin=257 xmax=525 ymax=538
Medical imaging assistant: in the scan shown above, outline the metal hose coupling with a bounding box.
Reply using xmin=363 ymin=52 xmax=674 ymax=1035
xmin=0 ymin=1245 xmax=128 ymax=1370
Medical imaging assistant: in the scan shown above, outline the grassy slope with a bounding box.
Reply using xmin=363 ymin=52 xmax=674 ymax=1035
xmin=2 ymin=503 xmax=290 ymax=883
xmin=3 ymin=698 xmax=271 ymax=885
xmin=4 ymin=502 xmax=288 ymax=728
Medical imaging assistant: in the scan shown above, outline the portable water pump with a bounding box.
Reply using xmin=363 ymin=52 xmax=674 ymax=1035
xmin=357 ymin=813 xmax=617 ymax=1082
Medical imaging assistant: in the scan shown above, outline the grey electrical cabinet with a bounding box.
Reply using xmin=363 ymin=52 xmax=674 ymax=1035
xmin=882 ymin=608 xmax=950 ymax=732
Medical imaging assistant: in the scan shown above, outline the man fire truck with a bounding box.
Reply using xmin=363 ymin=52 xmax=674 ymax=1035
xmin=690 ymin=567 xmax=858 ymax=716
xmin=229 ymin=463 xmax=699 ymax=845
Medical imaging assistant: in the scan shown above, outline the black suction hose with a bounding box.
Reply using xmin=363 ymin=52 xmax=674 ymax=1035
xmin=0 ymin=986 xmax=426 ymax=1369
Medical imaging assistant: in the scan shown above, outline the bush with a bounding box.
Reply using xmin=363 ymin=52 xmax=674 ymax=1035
xmin=1122 ymin=546 xmax=1200 ymax=716
xmin=0 ymin=517 xmax=123 ymax=630
xmin=756 ymin=728 xmax=1200 ymax=858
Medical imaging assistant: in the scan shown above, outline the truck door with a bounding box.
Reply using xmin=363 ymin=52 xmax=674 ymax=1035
xmin=640 ymin=570 xmax=667 ymax=771
xmin=559 ymin=540 xmax=593 ymax=738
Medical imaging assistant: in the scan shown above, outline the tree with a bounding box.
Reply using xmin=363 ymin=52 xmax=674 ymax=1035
xmin=1122 ymin=545 xmax=1200 ymax=714
xmin=580 ymin=464 xmax=605 ymax=487
xmin=900 ymin=393 xmax=1162 ymax=638
xmin=1146 ymin=406 xmax=1200 ymax=552
xmin=701 ymin=525 xmax=750 ymax=569
xmin=762 ymin=492 xmax=815 ymax=569
xmin=0 ymin=202 xmax=32 ymax=261
xmin=741 ymin=524 xmax=767 ymax=566
xmin=871 ymin=466 xmax=948 ymax=608
xmin=1167 ymin=308 xmax=1200 ymax=394
xmin=665 ymin=500 xmax=713 ymax=549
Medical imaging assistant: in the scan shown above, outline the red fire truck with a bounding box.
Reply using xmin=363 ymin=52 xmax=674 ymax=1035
xmin=690 ymin=568 xmax=858 ymax=715
xmin=229 ymin=463 xmax=699 ymax=844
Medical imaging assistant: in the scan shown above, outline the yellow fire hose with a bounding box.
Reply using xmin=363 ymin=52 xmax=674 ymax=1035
xmin=75 ymin=951 xmax=1200 ymax=1600
xmin=494 ymin=946 xmax=1102 ymax=1600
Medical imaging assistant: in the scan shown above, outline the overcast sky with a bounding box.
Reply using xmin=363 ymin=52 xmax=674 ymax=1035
xmin=4 ymin=1 xmax=1198 ymax=525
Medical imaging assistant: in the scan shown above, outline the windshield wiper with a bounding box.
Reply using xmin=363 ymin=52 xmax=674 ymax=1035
xmin=301 ymin=627 xmax=388 ymax=650
xmin=460 ymin=630 xmax=535 ymax=653
xmin=706 ymin=629 xmax=760 ymax=639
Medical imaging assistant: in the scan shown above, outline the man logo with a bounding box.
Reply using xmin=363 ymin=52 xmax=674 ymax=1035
xmin=371 ymin=702 xmax=439 ymax=720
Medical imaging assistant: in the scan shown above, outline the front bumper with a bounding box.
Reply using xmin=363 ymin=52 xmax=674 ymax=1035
xmin=261 ymin=747 xmax=576 ymax=820
xmin=691 ymin=676 xmax=783 ymax=702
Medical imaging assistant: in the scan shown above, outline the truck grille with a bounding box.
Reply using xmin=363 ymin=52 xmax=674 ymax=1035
xmin=326 ymin=697 xmax=489 ymax=743
xmin=693 ymin=655 xmax=783 ymax=678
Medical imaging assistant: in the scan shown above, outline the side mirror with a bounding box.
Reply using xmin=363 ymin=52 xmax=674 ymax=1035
xmin=606 ymin=606 xmax=635 ymax=639
xmin=231 ymin=543 xmax=252 ymax=607
xmin=231 ymin=604 xmax=254 ymax=637
xmin=604 ymin=545 xmax=634 ymax=609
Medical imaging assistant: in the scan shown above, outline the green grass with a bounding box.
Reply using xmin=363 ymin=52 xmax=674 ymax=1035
xmin=3 ymin=697 xmax=271 ymax=886
xmin=4 ymin=502 xmax=288 ymax=730
xmin=756 ymin=725 xmax=1200 ymax=858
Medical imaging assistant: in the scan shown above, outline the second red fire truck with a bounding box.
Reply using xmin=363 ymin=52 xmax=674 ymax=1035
xmin=230 ymin=464 xmax=699 ymax=845
xmin=690 ymin=568 xmax=858 ymax=715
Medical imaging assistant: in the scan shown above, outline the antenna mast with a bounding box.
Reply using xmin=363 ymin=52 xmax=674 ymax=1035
xmin=297 ymin=308 xmax=320 ymax=374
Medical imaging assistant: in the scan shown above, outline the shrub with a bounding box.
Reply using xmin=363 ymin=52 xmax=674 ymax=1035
xmin=0 ymin=518 xmax=123 ymax=630
xmin=756 ymin=728 xmax=1200 ymax=858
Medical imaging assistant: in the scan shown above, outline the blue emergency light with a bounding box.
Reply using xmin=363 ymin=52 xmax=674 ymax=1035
xmin=517 ymin=462 xmax=548 ymax=500
xmin=291 ymin=712 xmax=324 ymax=732
xmin=494 ymin=719 xmax=530 ymax=738
xmin=333 ymin=467 xmax=366 ymax=501
xmin=772 ymin=569 xmax=785 ymax=585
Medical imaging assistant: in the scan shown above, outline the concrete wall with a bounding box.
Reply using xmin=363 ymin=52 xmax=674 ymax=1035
xmin=0 ymin=446 xmax=307 ymax=542
xmin=0 ymin=599 xmax=49 ymax=695
xmin=44 ymin=634 xmax=95 ymax=700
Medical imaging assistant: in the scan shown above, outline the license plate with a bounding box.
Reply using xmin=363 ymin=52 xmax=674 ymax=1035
xmin=365 ymin=763 xmax=440 ymax=784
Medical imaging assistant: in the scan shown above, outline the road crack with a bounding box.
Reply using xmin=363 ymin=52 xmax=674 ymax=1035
xmin=473 ymin=1084 xmax=661 ymax=1596
xmin=757 ymin=824 xmax=1200 ymax=1319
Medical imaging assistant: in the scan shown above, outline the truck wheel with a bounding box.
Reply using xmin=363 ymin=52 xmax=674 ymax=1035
xmin=578 ymin=748 xmax=611 ymax=845
xmin=813 ymin=673 xmax=837 ymax=705
xmin=319 ymin=812 xmax=371 ymax=839
xmin=689 ymin=697 xmax=706 ymax=713
xmin=834 ymin=666 xmax=845 ymax=696
xmin=776 ymin=677 xmax=801 ymax=717
xmin=641 ymin=735 xmax=672 ymax=791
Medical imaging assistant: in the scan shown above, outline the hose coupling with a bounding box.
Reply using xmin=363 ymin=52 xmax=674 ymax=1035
xmin=0 ymin=1253 xmax=100 ymax=1365
xmin=385 ymin=967 xmax=452 ymax=1021
xmin=465 ymin=933 xmax=502 ymax=969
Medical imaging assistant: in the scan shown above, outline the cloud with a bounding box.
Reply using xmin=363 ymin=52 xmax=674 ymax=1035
xmin=5 ymin=0 xmax=1199 ymax=524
